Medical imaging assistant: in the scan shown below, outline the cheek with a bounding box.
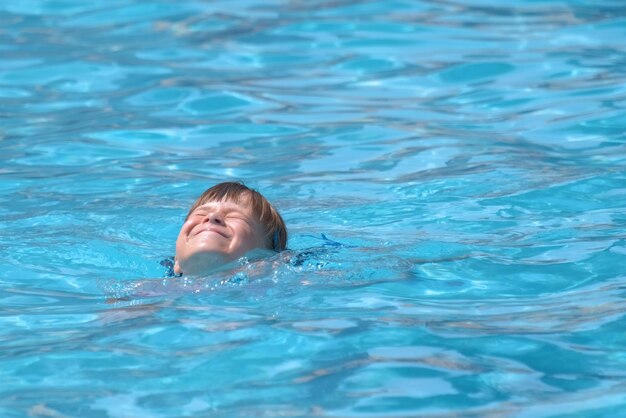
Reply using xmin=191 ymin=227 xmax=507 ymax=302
xmin=233 ymin=226 xmax=265 ymax=251
xmin=176 ymin=221 xmax=194 ymax=250
xmin=175 ymin=234 xmax=185 ymax=256
xmin=181 ymin=220 xmax=198 ymax=237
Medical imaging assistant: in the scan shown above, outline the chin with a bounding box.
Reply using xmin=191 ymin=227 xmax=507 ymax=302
xmin=179 ymin=251 xmax=232 ymax=276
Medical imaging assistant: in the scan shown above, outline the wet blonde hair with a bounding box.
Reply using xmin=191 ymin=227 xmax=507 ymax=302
xmin=185 ymin=182 xmax=288 ymax=251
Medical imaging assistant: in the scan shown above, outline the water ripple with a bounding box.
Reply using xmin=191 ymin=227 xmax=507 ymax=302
xmin=2 ymin=0 xmax=626 ymax=416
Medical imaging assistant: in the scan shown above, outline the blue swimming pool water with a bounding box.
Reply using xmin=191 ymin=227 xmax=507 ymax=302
xmin=1 ymin=0 xmax=626 ymax=416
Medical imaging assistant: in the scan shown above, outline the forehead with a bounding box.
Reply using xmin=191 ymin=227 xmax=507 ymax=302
xmin=200 ymin=189 xmax=251 ymax=205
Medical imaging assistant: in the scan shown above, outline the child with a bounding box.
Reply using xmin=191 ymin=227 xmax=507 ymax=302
xmin=173 ymin=182 xmax=287 ymax=276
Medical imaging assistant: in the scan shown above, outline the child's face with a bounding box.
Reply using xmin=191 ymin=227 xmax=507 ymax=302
xmin=174 ymin=198 xmax=267 ymax=275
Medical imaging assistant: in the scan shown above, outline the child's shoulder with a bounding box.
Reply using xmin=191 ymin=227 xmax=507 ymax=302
xmin=160 ymin=257 xmax=181 ymax=277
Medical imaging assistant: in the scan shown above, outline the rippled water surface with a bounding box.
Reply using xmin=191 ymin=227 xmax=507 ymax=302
xmin=2 ymin=0 xmax=626 ymax=416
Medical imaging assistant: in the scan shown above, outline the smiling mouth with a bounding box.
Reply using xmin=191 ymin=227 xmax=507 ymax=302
xmin=199 ymin=228 xmax=228 ymax=238
xmin=194 ymin=228 xmax=228 ymax=239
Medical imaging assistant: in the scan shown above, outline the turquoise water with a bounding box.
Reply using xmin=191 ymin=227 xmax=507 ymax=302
xmin=1 ymin=0 xmax=626 ymax=416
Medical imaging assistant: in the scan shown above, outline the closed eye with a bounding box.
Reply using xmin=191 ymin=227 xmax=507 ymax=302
xmin=226 ymin=213 xmax=254 ymax=225
xmin=226 ymin=214 xmax=249 ymax=222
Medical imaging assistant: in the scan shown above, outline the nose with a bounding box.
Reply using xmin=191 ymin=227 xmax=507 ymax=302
xmin=204 ymin=212 xmax=224 ymax=225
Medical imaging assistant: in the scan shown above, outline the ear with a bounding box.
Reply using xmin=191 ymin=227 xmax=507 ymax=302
xmin=174 ymin=258 xmax=182 ymax=275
